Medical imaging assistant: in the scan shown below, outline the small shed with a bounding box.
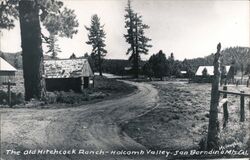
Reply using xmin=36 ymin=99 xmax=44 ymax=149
xmin=44 ymin=58 xmax=93 ymax=92
xmin=0 ymin=57 xmax=17 ymax=84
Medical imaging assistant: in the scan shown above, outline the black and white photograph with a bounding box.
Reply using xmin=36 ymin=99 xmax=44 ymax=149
xmin=0 ymin=0 xmax=249 ymax=159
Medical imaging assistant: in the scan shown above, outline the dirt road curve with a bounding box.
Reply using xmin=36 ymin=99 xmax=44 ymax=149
xmin=0 ymin=81 xmax=159 ymax=160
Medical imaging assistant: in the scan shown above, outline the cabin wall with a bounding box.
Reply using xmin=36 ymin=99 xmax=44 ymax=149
xmin=0 ymin=71 xmax=16 ymax=84
xmin=45 ymin=78 xmax=82 ymax=92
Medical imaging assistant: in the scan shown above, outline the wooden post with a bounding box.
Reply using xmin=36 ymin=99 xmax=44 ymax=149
xmin=7 ymin=80 xmax=12 ymax=107
xmin=3 ymin=80 xmax=16 ymax=107
xmin=240 ymin=91 xmax=245 ymax=122
xmin=223 ymin=86 xmax=228 ymax=128
xmin=207 ymin=43 xmax=221 ymax=150
xmin=249 ymin=101 xmax=250 ymax=114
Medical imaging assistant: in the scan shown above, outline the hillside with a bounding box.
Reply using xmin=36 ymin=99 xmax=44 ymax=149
xmin=185 ymin=47 xmax=250 ymax=74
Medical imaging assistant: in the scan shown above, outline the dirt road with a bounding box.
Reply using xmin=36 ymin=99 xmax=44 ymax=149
xmin=0 ymin=81 xmax=159 ymax=160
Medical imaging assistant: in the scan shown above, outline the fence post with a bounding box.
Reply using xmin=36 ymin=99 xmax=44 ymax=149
xmin=240 ymin=91 xmax=245 ymax=122
xmin=249 ymin=101 xmax=250 ymax=113
xmin=7 ymin=80 xmax=12 ymax=107
xmin=92 ymin=75 xmax=95 ymax=88
xmin=207 ymin=43 xmax=221 ymax=150
xmin=223 ymin=86 xmax=228 ymax=128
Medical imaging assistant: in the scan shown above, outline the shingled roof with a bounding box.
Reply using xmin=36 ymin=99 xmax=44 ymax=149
xmin=44 ymin=58 xmax=93 ymax=78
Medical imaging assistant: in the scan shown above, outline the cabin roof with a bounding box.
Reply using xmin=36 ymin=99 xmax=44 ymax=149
xmin=0 ymin=57 xmax=17 ymax=72
xmin=44 ymin=58 xmax=93 ymax=78
xmin=195 ymin=65 xmax=231 ymax=76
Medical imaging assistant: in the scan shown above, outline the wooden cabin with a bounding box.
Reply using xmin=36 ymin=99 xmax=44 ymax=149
xmin=0 ymin=57 xmax=17 ymax=84
xmin=194 ymin=65 xmax=233 ymax=83
xmin=44 ymin=58 xmax=93 ymax=92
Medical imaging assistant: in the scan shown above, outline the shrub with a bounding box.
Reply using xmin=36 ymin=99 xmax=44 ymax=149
xmin=0 ymin=90 xmax=24 ymax=106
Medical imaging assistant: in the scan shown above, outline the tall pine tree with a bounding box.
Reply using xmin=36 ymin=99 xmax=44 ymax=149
xmin=1 ymin=0 xmax=79 ymax=59
xmin=124 ymin=0 xmax=152 ymax=78
xmin=19 ymin=0 xmax=46 ymax=101
xmin=85 ymin=14 xmax=107 ymax=76
xmin=0 ymin=0 xmax=18 ymax=30
xmin=45 ymin=34 xmax=61 ymax=59
xmin=41 ymin=1 xmax=79 ymax=58
xmin=1 ymin=0 xmax=79 ymax=101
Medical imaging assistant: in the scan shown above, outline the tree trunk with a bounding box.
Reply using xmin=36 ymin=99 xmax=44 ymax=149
xmin=206 ymin=43 xmax=221 ymax=150
xmin=19 ymin=0 xmax=46 ymax=101
xmin=241 ymin=64 xmax=244 ymax=84
xmin=134 ymin=53 xmax=139 ymax=78
xmin=97 ymin=50 xmax=102 ymax=76
xmin=134 ymin=14 xmax=139 ymax=78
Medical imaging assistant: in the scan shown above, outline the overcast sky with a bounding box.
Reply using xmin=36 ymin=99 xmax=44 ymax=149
xmin=0 ymin=0 xmax=249 ymax=60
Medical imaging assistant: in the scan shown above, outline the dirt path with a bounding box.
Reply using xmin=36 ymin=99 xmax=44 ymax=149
xmin=0 ymin=81 xmax=159 ymax=160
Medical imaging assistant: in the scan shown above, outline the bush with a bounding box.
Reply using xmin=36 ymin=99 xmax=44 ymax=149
xmin=47 ymin=91 xmax=90 ymax=104
xmin=0 ymin=90 xmax=24 ymax=106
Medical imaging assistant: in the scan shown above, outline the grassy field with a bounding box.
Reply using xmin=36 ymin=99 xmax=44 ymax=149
xmin=122 ymin=81 xmax=249 ymax=158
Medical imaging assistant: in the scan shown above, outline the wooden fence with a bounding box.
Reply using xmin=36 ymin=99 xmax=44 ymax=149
xmin=219 ymin=86 xmax=250 ymax=128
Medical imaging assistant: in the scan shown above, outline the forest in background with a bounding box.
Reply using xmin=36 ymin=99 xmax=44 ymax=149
xmin=1 ymin=46 xmax=249 ymax=77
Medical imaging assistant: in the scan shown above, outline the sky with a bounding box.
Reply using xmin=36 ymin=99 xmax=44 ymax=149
xmin=0 ymin=0 xmax=249 ymax=60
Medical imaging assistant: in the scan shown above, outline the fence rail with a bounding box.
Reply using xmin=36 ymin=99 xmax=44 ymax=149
xmin=219 ymin=90 xmax=250 ymax=97
xmin=219 ymin=86 xmax=249 ymax=128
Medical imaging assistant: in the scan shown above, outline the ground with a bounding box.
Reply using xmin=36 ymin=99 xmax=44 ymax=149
xmin=0 ymin=78 xmax=249 ymax=160
xmin=123 ymin=81 xmax=249 ymax=159
xmin=0 ymin=81 xmax=159 ymax=160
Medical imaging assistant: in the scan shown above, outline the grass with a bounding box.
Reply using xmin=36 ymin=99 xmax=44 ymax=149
xmin=122 ymin=81 xmax=249 ymax=159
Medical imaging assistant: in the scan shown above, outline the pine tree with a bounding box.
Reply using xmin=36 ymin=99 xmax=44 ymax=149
xmin=1 ymin=0 xmax=79 ymax=101
xmin=85 ymin=14 xmax=107 ymax=76
xmin=124 ymin=0 xmax=152 ymax=78
xmin=0 ymin=0 xmax=18 ymax=30
xmin=168 ymin=52 xmax=175 ymax=75
xmin=41 ymin=1 xmax=79 ymax=58
xmin=19 ymin=0 xmax=46 ymax=101
xmin=46 ymin=34 xmax=61 ymax=59
xmin=202 ymin=67 xmax=208 ymax=77
xmin=69 ymin=53 xmax=76 ymax=59
xmin=148 ymin=50 xmax=168 ymax=80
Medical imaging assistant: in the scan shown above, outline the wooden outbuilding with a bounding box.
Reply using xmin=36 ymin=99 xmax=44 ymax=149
xmin=44 ymin=58 xmax=93 ymax=92
xmin=0 ymin=57 xmax=17 ymax=84
xmin=194 ymin=65 xmax=234 ymax=83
